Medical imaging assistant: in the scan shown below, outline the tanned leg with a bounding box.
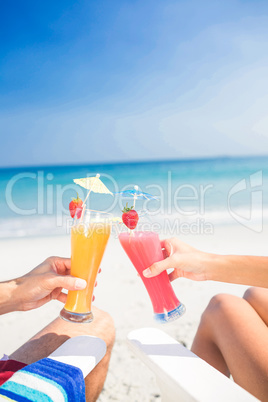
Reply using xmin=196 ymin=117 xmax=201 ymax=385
xmin=243 ymin=286 xmax=268 ymax=324
xmin=10 ymin=306 xmax=115 ymax=402
xmin=191 ymin=294 xmax=268 ymax=401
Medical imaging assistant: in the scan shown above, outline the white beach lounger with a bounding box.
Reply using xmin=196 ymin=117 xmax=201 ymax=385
xmin=127 ymin=328 xmax=259 ymax=402
xmin=49 ymin=335 xmax=106 ymax=378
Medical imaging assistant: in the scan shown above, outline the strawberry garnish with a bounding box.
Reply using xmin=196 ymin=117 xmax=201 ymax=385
xmin=122 ymin=203 xmax=139 ymax=230
xmin=69 ymin=193 xmax=83 ymax=218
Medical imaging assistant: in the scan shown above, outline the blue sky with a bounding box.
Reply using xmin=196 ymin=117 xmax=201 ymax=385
xmin=1 ymin=0 xmax=268 ymax=167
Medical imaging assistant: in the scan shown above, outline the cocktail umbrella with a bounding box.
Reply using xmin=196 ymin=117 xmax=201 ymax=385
xmin=73 ymin=174 xmax=113 ymax=217
xmin=116 ymin=186 xmax=158 ymax=237
xmin=114 ymin=185 xmax=158 ymax=209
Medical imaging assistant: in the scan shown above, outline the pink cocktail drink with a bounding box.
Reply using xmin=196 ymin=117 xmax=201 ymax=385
xmin=119 ymin=231 xmax=185 ymax=322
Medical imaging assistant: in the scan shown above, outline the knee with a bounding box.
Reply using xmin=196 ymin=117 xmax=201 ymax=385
xmin=243 ymin=287 xmax=258 ymax=305
xmin=200 ymin=294 xmax=240 ymax=327
xmin=101 ymin=311 xmax=115 ymax=350
xmin=93 ymin=307 xmax=114 ymax=328
xmin=205 ymin=293 xmax=236 ymax=316
xmin=91 ymin=307 xmax=116 ymax=348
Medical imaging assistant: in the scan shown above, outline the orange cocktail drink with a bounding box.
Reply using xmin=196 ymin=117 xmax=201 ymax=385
xmin=60 ymin=210 xmax=111 ymax=323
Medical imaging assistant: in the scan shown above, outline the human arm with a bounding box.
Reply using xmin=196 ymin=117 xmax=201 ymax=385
xmin=142 ymin=237 xmax=268 ymax=287
xmin=0 ymin=257 xmax=87 ymax=315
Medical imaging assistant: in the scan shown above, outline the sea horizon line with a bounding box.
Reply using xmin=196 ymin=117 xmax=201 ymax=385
xmin=0 ymin=154 xmax=268 ymax=172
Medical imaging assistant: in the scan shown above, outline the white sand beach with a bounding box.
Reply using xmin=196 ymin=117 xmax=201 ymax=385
xmin=1 ymin=223 xmax=268 ymax=401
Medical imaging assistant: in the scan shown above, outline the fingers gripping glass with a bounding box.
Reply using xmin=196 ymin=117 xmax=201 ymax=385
xmin=119 ymin=230 xmax=185 ymax=323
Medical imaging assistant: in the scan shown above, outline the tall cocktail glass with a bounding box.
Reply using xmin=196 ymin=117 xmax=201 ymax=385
xmin=119 ymin=230 xmax=185 ymax=323
xmin=60 ymin=210 xmax=111 ymax=323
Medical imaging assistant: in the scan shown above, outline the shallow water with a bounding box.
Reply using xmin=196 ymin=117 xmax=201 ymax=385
xmin=0 ymin=156 xmax=267 ymax=238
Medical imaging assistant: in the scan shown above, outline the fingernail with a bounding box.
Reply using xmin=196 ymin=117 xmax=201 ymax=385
xmin=143 ymin=268 xmax=151 ymax=277
xmin=75 ymin=279 xmax=87 ymax=289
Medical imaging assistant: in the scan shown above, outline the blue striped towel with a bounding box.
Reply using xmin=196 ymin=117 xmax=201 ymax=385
xmin=0 ymin=357 xmax=85 ymax=401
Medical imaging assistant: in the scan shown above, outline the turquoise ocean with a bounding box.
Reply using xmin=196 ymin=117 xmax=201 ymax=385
xmin=0 ymin=156 xmax=267 ymax=238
